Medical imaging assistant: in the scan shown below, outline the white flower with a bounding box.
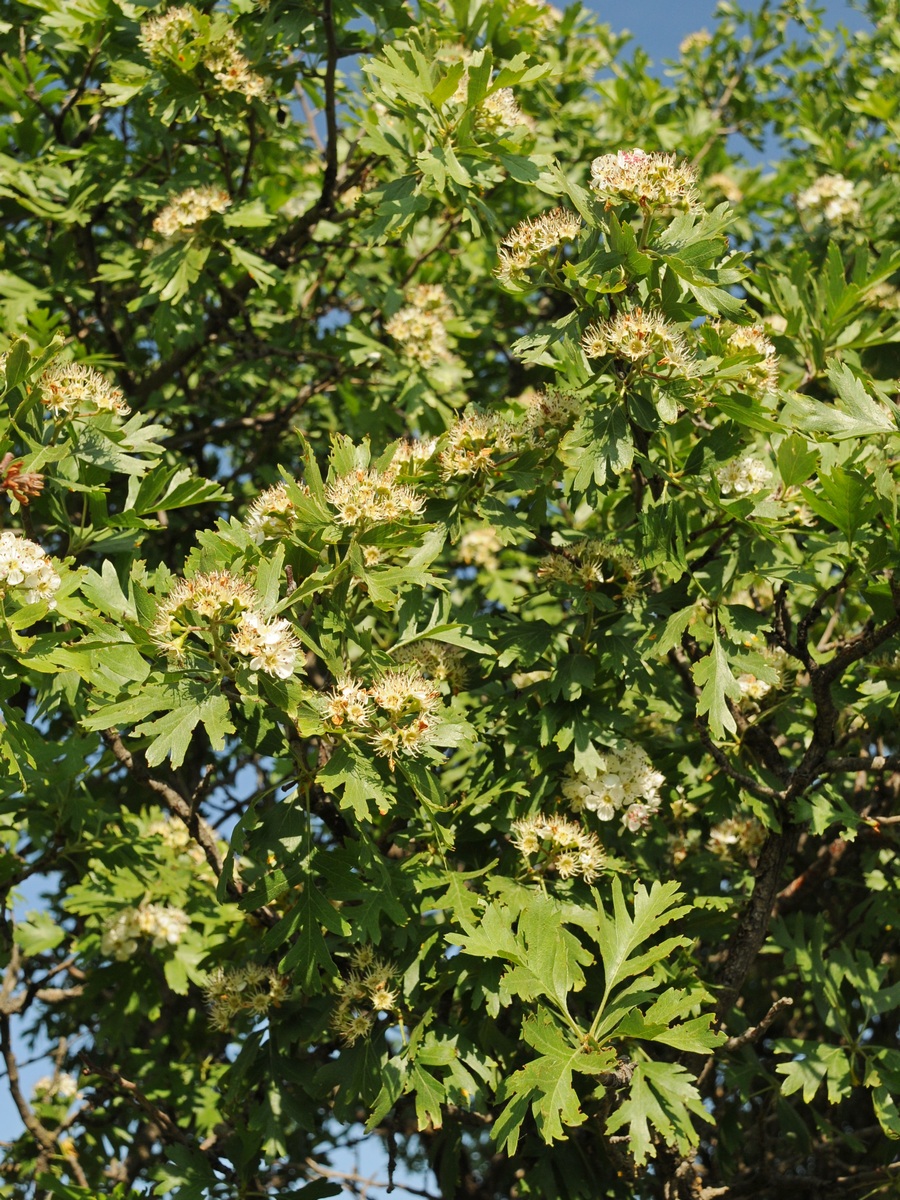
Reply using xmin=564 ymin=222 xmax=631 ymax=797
xmin=718 ymin=323 xmax=779 ymax=395
xmin=204 ymin=965 xmax=287 ymax=1030
xmin=439 ymin=411 xmax=513 ymax=479
xmin=496 ymin=208 xmax=582 ymax=284
xmin=590 ymin=148 xmax=697 ymax=211
xmin=562 ymin=742 xmax=664 ymax=832
xmin=478 ymin=88 xmax=533 ymax=134
xmin=796 ymin=174 xmax=860 ymax=226
xmin=459 ymin=526 xmax=502 ymax=570
xmin=0 ymin=531 xmax=61 ymax=608
xmin=716 ymin=456 xmax=773 ymax=496
xmin=385 ymin=285 xmax=454 ymax=367
xmin=737 ymin=673 xmax=771 ymax=701
xmin=39 ymin=362 xmax=130 ymax=418
xmin=332 ymin=951 xmax=400 ymax=1044
xmin=32 ymin=1073 xmax=80 ymax=1103
xmin=245 ymin=482 xmax=299 ymax=543
xmin=101 ymin=903 xmax=189 ymax=960
xmin=231 ymin=610 xmax=301 ymax=679
xmin=325 ymin=468 xmax=425 ymax=526
xmin=139 ymin=5 xmax=198 ymax=62
xmin=582 ymin=308 xmax=694 ymax=376
xmin=512 ymin=813 xmax=605 ymax=882
xmin=152 ymin=187 xmax=231 ymax=238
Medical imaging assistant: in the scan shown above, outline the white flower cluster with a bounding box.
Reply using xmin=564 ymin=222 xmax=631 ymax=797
xmin=138 ymin=5 xmax=196 ymax=59
xmin=384 ymin=284 xmax=455 ymax=367
xmin=231 ymin=610 xmax=301 ymax=679
xmin=151 ymin=570 xmax=301 ymax=679
xmin=716 ymin=456 xmax=773 ymax=496
xmin=146 ymin=814 xmax=208 ymax=867
xmin=459 ymin=525 xmax=502 ymax=570
xmin=519 ymin=387 xmax=581 ymax=437
xmin=478 ymin=87 xmax=533 ymax=134
xmin=496 ymin=208 xmax=582 ymax=284
xmin=390 ymin=436 xmax=439 ymax=471
xmin=512 ymin=813 xmax=605 ymax=883
xmin=245 ymin=483 xmax=295 ymax=543
xmin=140 ymin=6 xmax=267 ymax=101
xmin=39 ymin=361 xmax=130 ymax=418
xmin=441 ymin=55 xmax=532 ymax=132
xmin=0 ymin=531 xmax=61 ymax=608
xmin=204 ymin=28 xmax=268 ymax=100
xmin=708 ymin=815 xmax=766 ymax=859
xmin=679 ymin=29 xmax=712 ymax=55
xmin=152 ymin=186 xmax=231 ymax=238
xmin=332 ymin=946 xmax=400 ymax=1046
xmin=736 ymin=672 xmax=771 ymax=701
xmin=562 ymin=742 xmax=664 ymax=831
xmin=440 ymin=410 xmax=513 ymax=479
xmin=32 ymin=1073 xmax=80 ymax=1103
xmin=796 ymin=174 xmax=860 ymax=226
xmin=537 ymin=539 xmax=639 ymax=590
xmin=325 ymin=467 xmax=425 ymax=526
xmin=204 ymin=964 xmax=289 ymax=1032
xmin=100 ymin=903 xmax=190 ymax=961
xmin=322 ymin=669 xmax=442 ymax=765
xmin=537 ymin=539 xmax=621 ymax=589
xmin=582 ymin=307 xmax=694 ymax=376
xmin=392 ymin=641 xmax=467 ymax=689
xmin=590 ymin=148 xmax=697 ymax=212
xmin=719 ymin=323 xmax=779 ymax=395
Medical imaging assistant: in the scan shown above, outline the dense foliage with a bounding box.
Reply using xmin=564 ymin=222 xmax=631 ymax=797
xmin=0 ymin=0 xmax=899 ymax=1196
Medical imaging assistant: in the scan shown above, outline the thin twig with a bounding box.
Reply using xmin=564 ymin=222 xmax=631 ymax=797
xmin=80 ymin=1055 xmax=190 ymax=1145
xmin=696 ymin=725 xmax=780 ymax=801
xmin=820 ymin=753 xmax=900 ymax=774
xmin=724 ymin=995 xmax=792 ymax=1051
xmin=304 ymin=1157 xmax=441 ymax=1200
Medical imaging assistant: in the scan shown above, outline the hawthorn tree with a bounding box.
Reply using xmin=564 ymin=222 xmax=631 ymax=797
xmin=0 ymin=0 xmax=899 ymax=1196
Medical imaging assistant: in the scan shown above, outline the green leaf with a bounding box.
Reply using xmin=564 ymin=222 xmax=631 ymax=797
xmin=429 ymin=60 xmax=465 ymax=106
xmin=500 ymin=893 xmax=593 ymax=1014
xmin=616 ymin=989 xmax=724 ymax=1053
xmin=15 ymin=911 xmax=66 ymax=956
xmin=317 ymin=743 xmax=393 ymax=821
xmin=774 ymin=1040 xmax=852 ymax=1104
xmin=803 ymin=467 xmax=874 ymax=538
xmin=494 ymin=1011 xmax=614 ymax=1153
xmin=561 ymin=404 xmax=634 ymax=489
xmin=826 ymin=361 xmax=897 ymax=434
xmin=776 ymin=433 xmax=818 ymax=487
xmin=605 ymin=1058 xmax=712 ymax=1164
xmin=784 ymin=364 xmax=898 ymax=441
xmin=409 ymin=1063 xmax=445 ymax=1129
xmin=691 ymin=637 xmax=741 ymax=739
xmin=264 ymin=872 xmax=347 ymax=991
xmin=1 ymin=337 xmax=31 ymax=392
xmin=583 ymin=878 xmax=692 ymax=1000
xmin=127 ymin=685 xmax=235 ymax=769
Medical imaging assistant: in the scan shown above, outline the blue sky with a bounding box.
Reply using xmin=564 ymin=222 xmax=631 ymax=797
xmin=588 ymin=0 xmax=870 ymax=63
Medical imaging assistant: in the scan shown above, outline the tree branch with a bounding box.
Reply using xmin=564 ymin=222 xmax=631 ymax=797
xmin=714 ymin=826 xmax=799 ymax=1023
xmin=80 ymin=1055 xmax=191 ymax=1145
xmin=319 ymin=0 xmax=340 ymax=214
xmin=820 ymin=752 xmax=900 ymax=773
xmin=0 ymin=1006 xmax=56 ymax=1153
